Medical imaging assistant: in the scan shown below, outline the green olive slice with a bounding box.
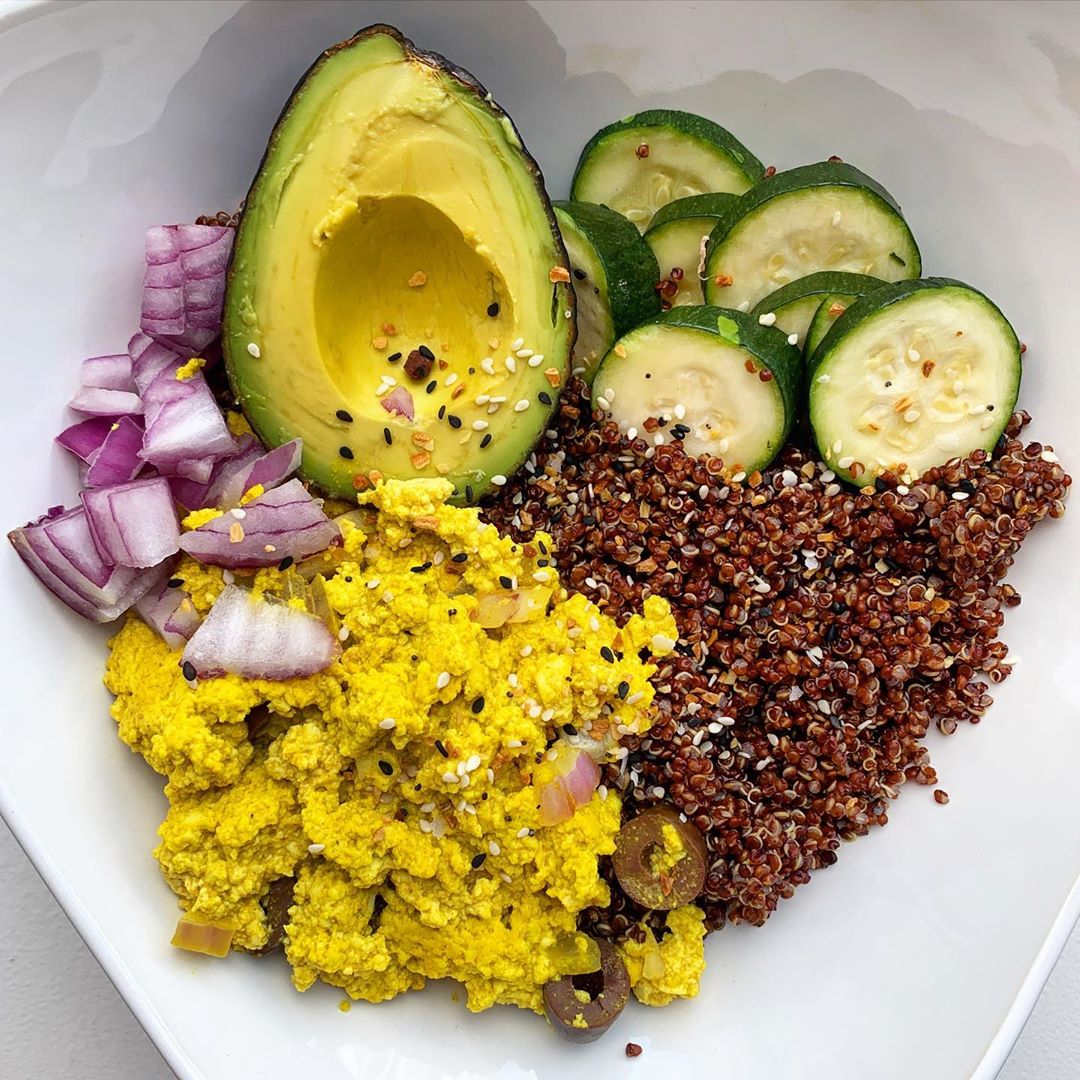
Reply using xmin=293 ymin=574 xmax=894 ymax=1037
xmin=543 ymin=939 xmax=630 ymax=1043
xmin=612 ymin=805 xmax=707 ymax=910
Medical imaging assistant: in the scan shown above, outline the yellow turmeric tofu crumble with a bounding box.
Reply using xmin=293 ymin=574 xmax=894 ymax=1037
xmin=105 ymin=478 xmax=707 ymax=1015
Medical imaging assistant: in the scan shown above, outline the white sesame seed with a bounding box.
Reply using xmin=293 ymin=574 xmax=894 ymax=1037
xmin=653 ymin=432 xmax=665 ymax=446
xmin=436 ymin=671 xmax=451 ymax=690
xmin=596 ymin=396 xmax=610 ymax=410
xmin=381 ymin=590 xmax=395 ymax=603
xmin=627 ymin=427 xmax=638 ymax=440
xmin=673 ymin=403 xmax=686 ymax=420
xmin=532 ymin=570 xmax=550 ymax=583
xmin=378 ymin=717 xmax=396 ymax=730
xmin=737 ymin=300 xmax=750 ymax=312
xmin=757 ymin=311 xmax=777 ymax=327
xmin=514 ymin=399 xmax=530 ymax=412
xmin=419 ymin=819 xmax=434 ymax=834
xmin=832 ymin=210 xmax=843 ymax=227
xmin=627 ymin=691 xmax=644 ymax=705
xmin=520 ymin=645 xmax=533 ymax=658
xmin=475 ymin=394 xmax=490 ymax=405
xmin=604 ymin=388 xmax=615 ymax=401
xmin=488 ymin=840 xmax=501 ymax=856
xmin=541 ymin=708 xmax=555 ymax=723
xmin=516 ymin=348 xmax=533 ymax=358
xmin=952 ymin=490 xmax=970 ymax=501
xmin=837 ymin=455 xmax=855 ymax=469
xmin=366 ymin=578 xmax=381 ymax=589
xmin=444 ymin=372 xmax=458 ymax=387
xmin=731 ymin=471 xmax=747 ymax=483
xmin=585 ymin=576 xmax=598 ymax=589
xmin=441 ymin=770 xmax=458 ymax=785
xmin=504 ymin=356 xmax=517 ymax=373
xmin=456 ymin=760 xmax=467 ymax=776
xmin=507 ymin=738 xmax=523 ymax=748
xmin=903 ymin=408 xmax=921 ymax=424
xmin=752 ymin=580 xmax=771 ymax=594
xmin=896 ymin=484 xmax=910 ymax=495
xmin=1041 ymin=450 xmax=1059 ymax=463
xmin=230 ymin=507 xmax=246 ymax=520
xmin=338 ymin=625 xmax=350 ymax=642
xmin=907 ymin=347 xmax=921 ymax=362
xmin=491 ymin=474 xmax=507 ymax=486
xmin=247 ymin=342 xmax=261 ymax=358
xmin=466 ymin=754 xmax=482 ymax=772
xmin=781 ymin=469 xmax=798 ymax=487
xmin=481 ymin=357 xmax=496 ymax=375
xmin=511 ymin=337 xmax=524 ymax=350
xmin=308 ymin=843 xmax=325 ymax=854
xmin=788 ymin=333 xmax=799 ymax=346
xmin=529 ymin=704 xmax=543 ymax=719
xmin=651 ymin=633 xmax=677 ymax=652
xmin=821 ymin=470 xmax=836 ymax=482
xmin=472 ymin=419 xmax=489 ymax=431
xmin=832 ymin=440 xmax=843 ymax=453
xmin=222 ymin=569 xmax=235 ymax=585
xmin=589 ymin=616 xmax=600 ymax=633
xmin=380 ymin=374 xmax=396 ymax=386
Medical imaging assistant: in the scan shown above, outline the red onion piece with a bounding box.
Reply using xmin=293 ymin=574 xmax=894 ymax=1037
xmin=81 ymin=476 xmax=180 ymax=569
xmin=80 ymin=353 xmax=137 ymax=393
xmin=181 ymin=585 xmax=340 ymax=680
xmin=169 ymin=436 xmax=261 ymax=510
xmin=380 ymin=386 xmax=415 ymax=421
xmin=8 ymin=506 xmax=166 ymax=622
xmin=175 ymin=456 xmax=216 ymax=483
xmin=84 ymin=417 xmax=145 ymax=488
xmin=207 ymin=438 xmax=303 ymax=508
xmin=128 ymin=332 xmax=184 ymax=395
xmin=136 ymin=576 xmax=199 ymax=649
xmin=140 ymin=225 xmax=233 ymax=356
xmin=56 ymin=417 xmax=114 ymax=463
xmin=140 ymin=368 xmax=235 ymax=469
xmin=177 ymin=479 xmax=340 ymax=569
xmin=536 ymin=744 xmax=601 ymax=827
xmin=68 ymin=386 xmax=144 ymax=417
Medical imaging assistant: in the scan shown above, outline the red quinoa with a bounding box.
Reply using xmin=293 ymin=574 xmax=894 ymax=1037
xmin=483 ymin=380 xmax=1070 ymax=936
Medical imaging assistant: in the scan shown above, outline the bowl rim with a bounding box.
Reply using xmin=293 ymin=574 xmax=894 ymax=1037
xmin=2 ymin=1 xmax=1078 ymax=1077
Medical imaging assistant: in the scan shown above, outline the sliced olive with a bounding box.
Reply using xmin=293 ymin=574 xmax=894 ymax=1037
xmin=543 ymin=939 xmax=630 ymax=1044
xmin=245 ymin=704 xmax=272 ymax=741
xmin=612 ymin=805 xmax=707 ymax=910
xmin=250 ymin=876 xmax=295 ymax=956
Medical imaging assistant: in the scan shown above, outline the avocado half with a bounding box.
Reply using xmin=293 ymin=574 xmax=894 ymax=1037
xmin=223 ymin=24 xmax=574 ymax=502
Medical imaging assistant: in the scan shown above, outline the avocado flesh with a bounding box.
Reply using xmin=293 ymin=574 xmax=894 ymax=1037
xmin=223 ymin=26 xmax=573 ymax=501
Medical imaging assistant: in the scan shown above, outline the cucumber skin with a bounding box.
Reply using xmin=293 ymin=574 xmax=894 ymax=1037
xmin=750 ymin=271 xmax=886 ymax=320
xmin=808 ymin=277 xmax=1022 ymax=481
xmin=554 ymin=201 xmax=661 ymax=336
xmin=571 ymin=109 xmax=765 ymax=196
xmin=606 ymin=304 xmax=801 ymax=452
xmin=647 ymin=192 xmax=738 ymax=232
xmin=704 ymin=161 xmax=923 ymax=292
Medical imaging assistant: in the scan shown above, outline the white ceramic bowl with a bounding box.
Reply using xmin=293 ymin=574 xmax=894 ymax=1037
xmin=2 ymin=2 xmax=1078 ymax=1077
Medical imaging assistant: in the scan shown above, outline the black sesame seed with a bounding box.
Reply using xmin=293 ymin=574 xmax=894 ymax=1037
xmin=573 ymin=268 xmax=586 ymax=281
xmin=378 ymin=760 xmax=393 ymax=776
xmin=181 ymin=661 xmax=197 ymax=682
xmin=339 ymin=446 xmax=354 ymax=460
xmin=471 ymin=853 xmax=487 ymax=869
xmin=448 ymin=414 xmax=462 ymax=429
xmin=600 ymin=646 xmax=615 ymax=663
xmin=538 ymin=391 xmax=553 ymax=406
xmin=448 ymin=608 xmax=457 ymax=616
xmin=480 ymin=433 xmax=492 ymax=448
xmin=388 ymin=352 xmax=402 ymax=363
xmin=537 ymin=558 xmax=549 ymax=567
xmin=471 ymin=696 xmax=485 ymax=714
xmin=987 ymin=404 xmax=995 ymax=412
xmin=538 ymin=541 xmax=548 ymax=554
xmin=418 ymin=344 xmax=435 ymax=361
xmin=277 ymin=556 xmax=295 ymax=572
xmin=563 ymin=723 xmax=578 ymax=736
xmin=958 ymin=479 xmax=976 ymax=495
xmin=832 ymin=601 xmax=845 ymax=614
xmin=435 ymin=739 xmax=448 ymax=757
xmin=167 ymin=577 xmax=184 ymax=589
xmin=438 ymin=405 xmax=446 ymax=420
xmin=825 ymin=624 xmax=839 ymax=645
xmin=617 ymin=680 xmax=630 ymax=699
xmin=426 ymin=380 xmax=437 ymax=394
xmin=410 ymin=562 xmax=431 ymax=573
xmin=465 ymin=484 xmax=474 ymax=502
xmin=487 ymin=302 xmax=500 ymax=317
xmin=383 ymin=428 xmax=393 ymax=445
xmin=468 ymin=366 xmax=476 ymax=375
xmin=344 ymin=576 xmax=352 ymax=583
xmin=336 ymin=409 xmax=353 ymax=422
xmin=451 ymin=552 xmax=468 ymax=563
xmin=499 ymin=575 xmax=514 ymax=589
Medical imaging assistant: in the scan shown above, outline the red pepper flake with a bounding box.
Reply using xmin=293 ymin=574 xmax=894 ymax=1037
xmin=626 ymin=1043 xmax=643 ymax=1058
xmin=635 ymin=144 xmax=649 ymax=159
xmin=352 ymin=474 xmax=370 ymax=491
xmin=921 ymin=360 xmax=936 ymax=378
xmin=404 ymin=350 xmax=434 ymax=381
xmin=549 ymin=266 xmax=571 ymax=283
xmin=713 ymin=274 xmax=734 ymax=288
xmin=764 ymin=165 xmax=777 ymax=177
xmin=827 ymin=302 xmax=846 ymax=317
xmin=744 ymin=358 xmax=757 ymax=374
xmin=382 ymin=322 xmax=398 ymax=336
xmin=408 ymin=270 xmax=427 ymax=288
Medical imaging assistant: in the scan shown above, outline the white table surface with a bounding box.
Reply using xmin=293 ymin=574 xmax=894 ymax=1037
xmin=1 ymin=820 xmax=1076 ymax=1079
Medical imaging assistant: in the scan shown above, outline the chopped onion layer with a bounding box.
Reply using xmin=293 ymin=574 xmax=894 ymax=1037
xmin=67 ymin=386 xmax=143 ymax=418
xmin=178 ymin=479 xmax=340 ymax=569
xmin=80 ymin=353 xmax=137 ymax=393
xmin=536 ymin=744 xmax=601 ymax=827
xmin=8 ymin=506 xmax=166 ymax=622
xmin=140 ymin=224 xmax=233 ymax=356
xmin=207 ymin=438 xmax=303 ymax=509
xmin=136 ymin=576 xmax=200 ymax=649
xmin=380 ymin=386 xmax=415 ymax=421
xmin=128 ymin=332 xmax=183 ymax=395
xmin=181 ymin=584 xmax=340 ymax=680
xmin=140 ymin=368 xmax=235 ymax=469
xmin=82 ymin=476 xmax=180 ymax=569
xmin=56 ymin=417 xmax=114 ymax=464
xmin=84 ymin=416 xmax=145 ymax=488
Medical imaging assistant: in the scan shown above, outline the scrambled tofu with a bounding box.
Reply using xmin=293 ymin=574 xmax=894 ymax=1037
xmin=619 ymin=906 xmax=707 ymax=1006
xmin=105 ymin=478 xmax=700 ymax=1014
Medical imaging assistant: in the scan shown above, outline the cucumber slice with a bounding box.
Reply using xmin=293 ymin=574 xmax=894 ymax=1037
xmin=571 ymin=110 xmax=764 ymax=232
xmin=704 ymin=162 xmax=921 ymax=313
xmin=804 ymin=283 xmax=883 ymax=361
xmin=808 ymin=278 xmax=1021 ymax=485
xmin=750 ymin=271 xmax=884 ymax=351
xmin=592 ymin=306 xmax=800 ymax=472
xmin=554 ymin=201 xmax=661 ymax=384
xmin=644 ymin=194 xmax=737 ymax=307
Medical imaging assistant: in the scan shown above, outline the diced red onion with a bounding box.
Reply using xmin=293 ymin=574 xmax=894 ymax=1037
xmin=56 ymin=417 xmax=114 ymax=463
xmin=177 ymin=479 xmax=340 ymax=569
xmin=536 ymin=745 xmax=601 ymax=827
xmin=175 ymin=456 xmax=216 ymax=483
xmin=80 ymin=353 xmax=137 ymax=393
xmin=207 ymin=438 xmax=303 ymax=508
xmin=140 ymin=225 xmax=233 ymax=356
xmin=168 ymin=435 xmax=260 ymax=510
xmin=140 ymin=368 xmax=235 ymax=469
xmin=8 ymin=506 xmax=166 ymax=622
xmin=136 ymin=576 xmax=199 ymax=649
xmin=84 ymin=417 xmax=145 ymax=488
xmin=380 ymin=386 xmax=415 ymax=421
xmin=68 ymin=386 xmax=144 ymax=417
xmin=128 ymin=332 xmax=184 ymax=395
xmin=81 ymin=476 xmax=180 ymax=569
xmin=181 ymin=584 xmax=339 ymax=680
